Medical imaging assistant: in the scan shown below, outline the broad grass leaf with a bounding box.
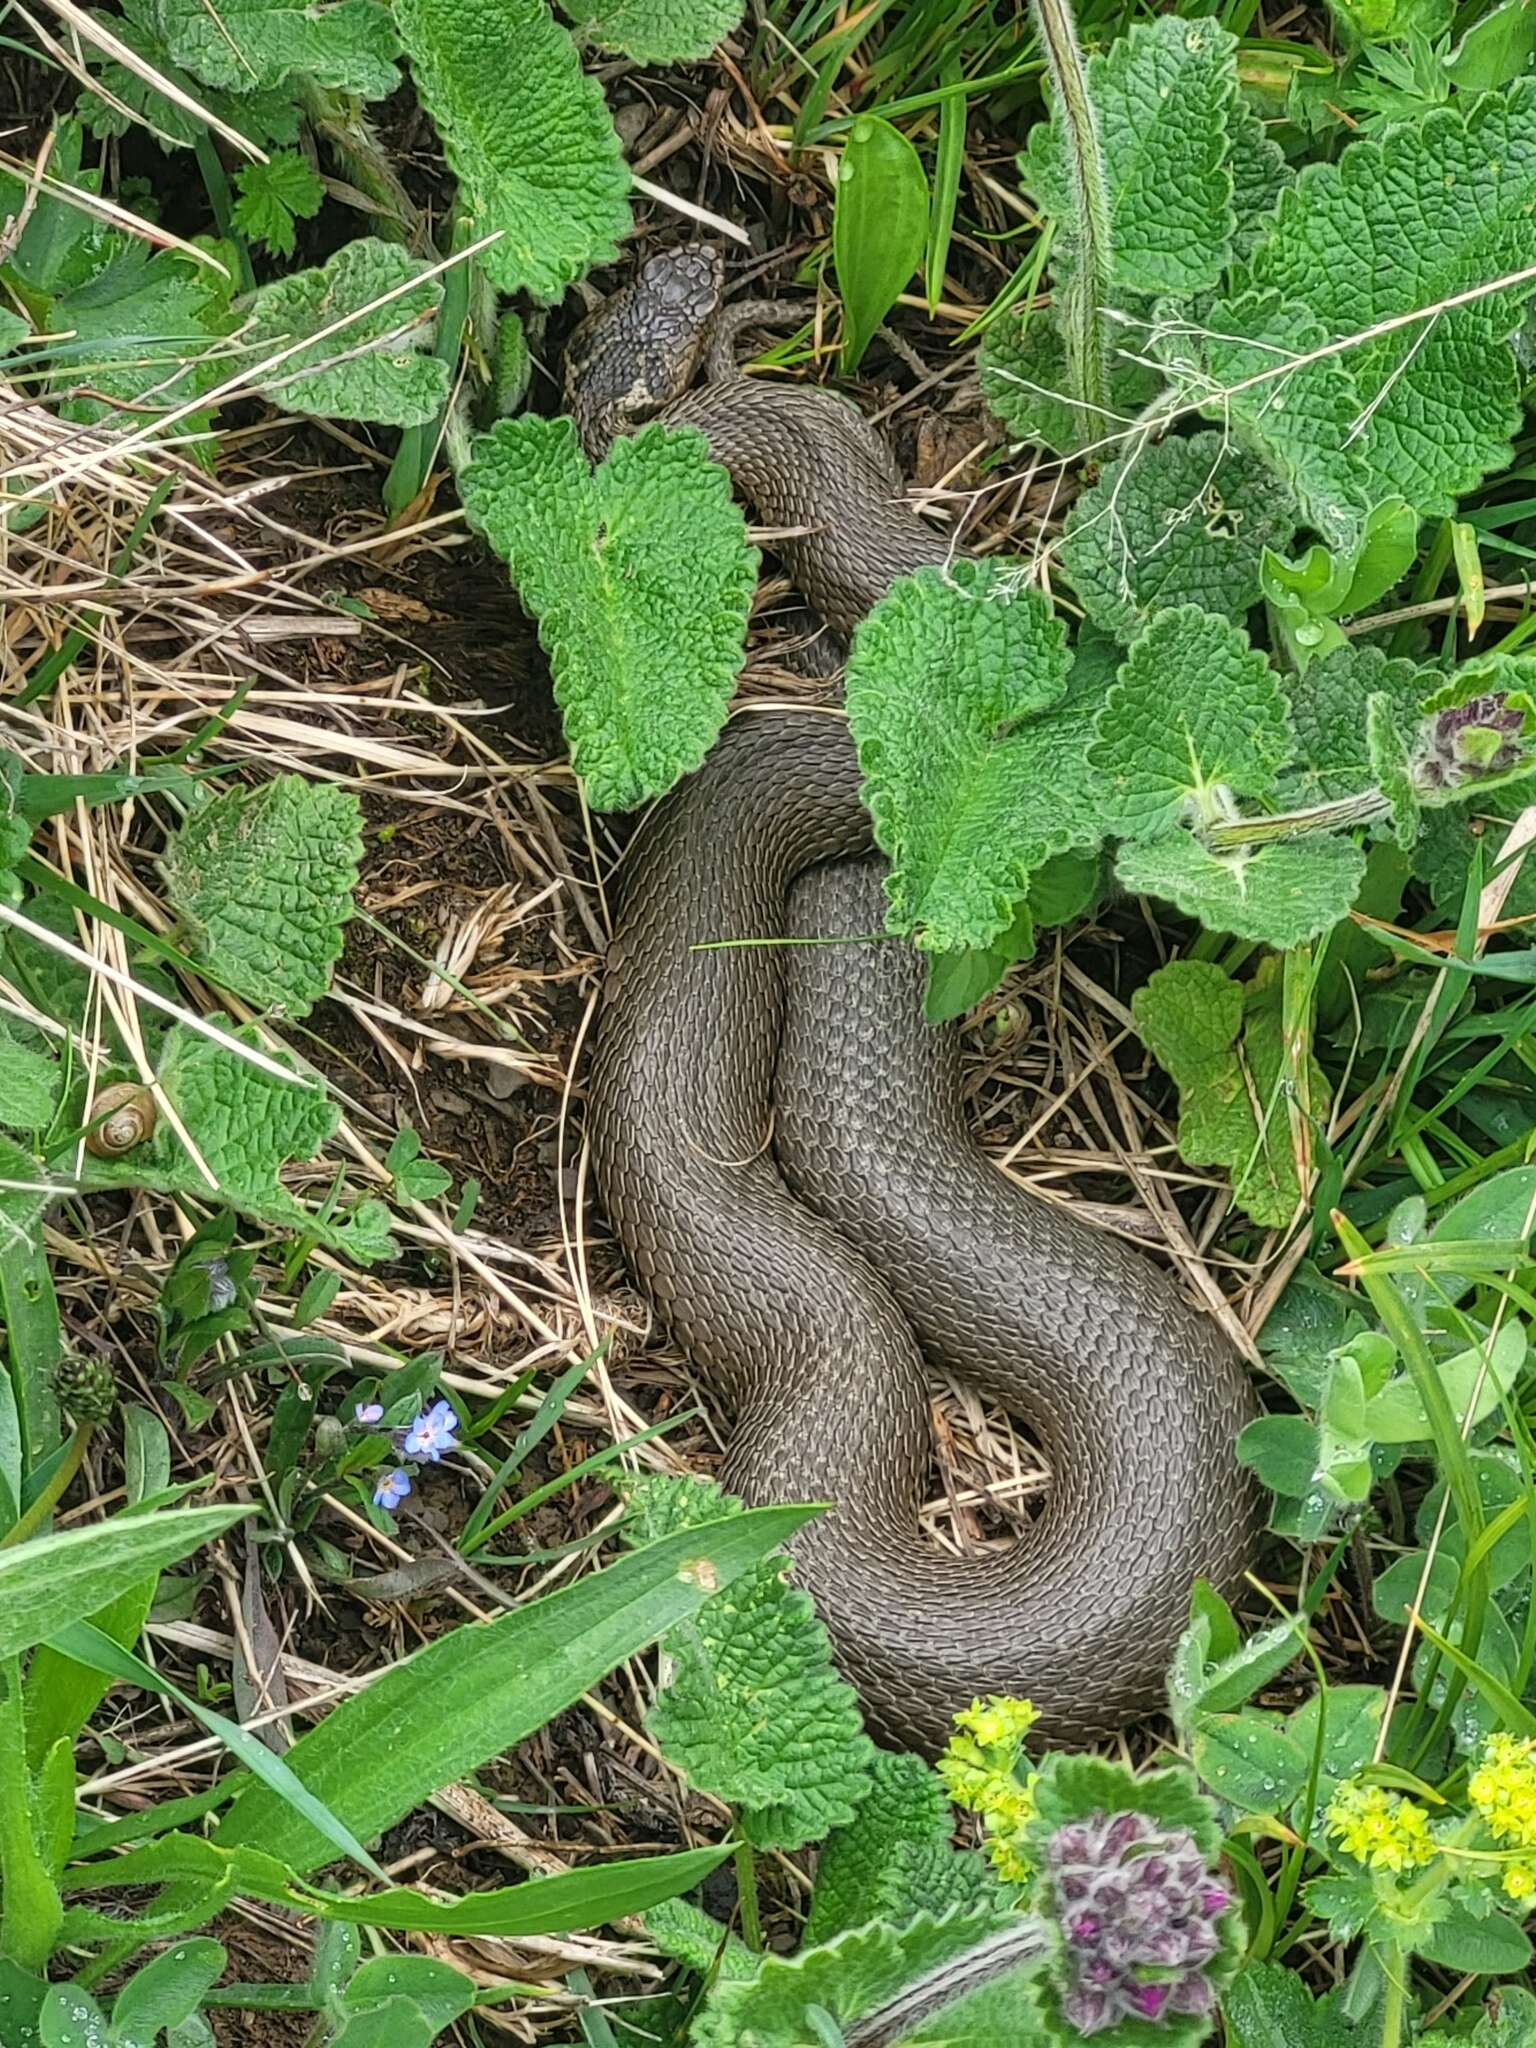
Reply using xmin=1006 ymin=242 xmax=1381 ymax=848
xmin=0 ymin=1507 xmax=248 ymax=1661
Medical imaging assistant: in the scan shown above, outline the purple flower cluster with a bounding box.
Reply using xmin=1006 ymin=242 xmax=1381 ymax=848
xmin=1420 ymin=693 xmax=1527 ymax=789
xmin=1043 ymin=1808 xmax=1229 ymax=2035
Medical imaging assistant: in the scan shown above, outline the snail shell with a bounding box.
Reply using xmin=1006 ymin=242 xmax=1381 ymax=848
xmin=85 ymin=1082 xmax=158 ymax=1158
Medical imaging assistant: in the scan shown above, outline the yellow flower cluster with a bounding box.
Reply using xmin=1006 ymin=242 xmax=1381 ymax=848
xmin=1469 ymin=1732 xmax=1536 ymax=1903
xmin=1325 ymin=1780 xmax=1437 ymax=1873
xmin=937 ymin=1695 xmax=1038 ymax=1885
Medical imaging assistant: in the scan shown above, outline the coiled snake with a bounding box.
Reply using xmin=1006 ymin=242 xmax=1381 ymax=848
xmin=571 ymin=248 xmax=1263 ymax=1753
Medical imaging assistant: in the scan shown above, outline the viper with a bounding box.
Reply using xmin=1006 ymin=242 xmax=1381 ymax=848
xmin=568 ymin=246 xmax=1262 ymax=1753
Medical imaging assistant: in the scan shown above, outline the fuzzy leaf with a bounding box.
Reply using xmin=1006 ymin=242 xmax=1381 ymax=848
xmin=394 ymin=0 xmax=629 ymax=300
xmin=1027 ymin=16 xmax=1240 ymax=297
xmin=0 ymin=1020 xmax=59 ymax=1129
xmin=620 ymin=1474 xmax=873 ymax=1851
xmin=643 ymin=1896 xmax=755 ymax=1981
xmin=562 ymin=0 xmax=743 ymax=61
xmin=232 ymin=151 xmax=326 ymax=260
xmin=1176 ymin=85 xmax=1536 ymax=531
xmin=1116 ymin=831 xmax=1366 ymax=949
xmin=1228 ymin=99 xmax=1294 ymax=261
xmin=244 ymin=240 xmax=449 ymax=427
xmin=161 ymin=777 xmax=362 ymax=1020
xmin=805 ymin=1749 xmax=1004 ymax=1945
xmin=689 ymin=1907 xmax=1025 ymax=2048
xmin=1059 ymin=433 xmax=1297 ymax=636
xmin=460 ymin=418 xmax=755 ymax=811
xmin=1089 ymin=607 xmax=1292 ymax=837
xmin=844 ymin=559 xmax=1084 ymax=952
xmin=1224 ymin=1963 xmax=1360 ymax=2048
xmin=977 ymin=315 xmax=1159 ymax=459
xmin=76 ymin=1024 xmax=396 ymax=1265
xmin=1281 ymin=645 xmax=1431 ymax=806
xmin=156 ymin=0 xmax=401 ymax=94
xmin=1133 ymin=958 xmax=1323 ymax=1228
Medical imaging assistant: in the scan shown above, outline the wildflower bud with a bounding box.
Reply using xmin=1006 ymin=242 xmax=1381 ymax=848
xmin=52 ymin=1353 xmax=118 ymax=1428
xmin=1041 ymin=1808 xmax=1231 ymax=2036
xmin=1419 ymin=693 xmax=1527 ymax=789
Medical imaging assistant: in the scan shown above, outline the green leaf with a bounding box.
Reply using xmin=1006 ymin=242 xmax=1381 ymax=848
xmin=1286 ymin=1686 xmax=1386 ymax=1793
xmin=978 ymin=314 xmax=1158 ymax=459
xmin=109 ymin=1938 xmax=224 ymax=2048
xmin=844 ymin=559 xmax=1081 ymax=953
xmin=393 ymin=0 xmax=629 ymax=300
xmin=212 ymin=1502 xmax=820 ymax=1874
xmin=1228 ymin=98 xmax=1295 ymax=262
xmin=1060 ymin=435 xmax=1297 ymax=638
xmin=338 ymin=1958 xmax=475 ymax=2034
xmin=1091 ymin=608 xmax=1292 ymax=836
xmin=804 ymin=1749 xmax=1002 ymax=1944
xmin=1116 ymin=831 xmax=1366 ymax=950
xmin=1027 ymin=16 xmax=1241 ymax=297
xmin=326 ymin=1997 xmax=444 ymax=2048
xmin=1168 ymin=1613 xmax=1307 ymax=1727
xmin=1364 ymin=1321 xmax=1525 ymax=1442
xmin=0 ymin=1506 xmax=248 ymax=1660
xmin=0 ymin=1020 xmax=59 ymax=1128
xmin=461 ymin=418 xmax=755 ymax=811
xmin=1178 ymin=85 xmax=1536 ymax=530
xmin=645 ymin=1895 xmax=756 ymax=1980
xmin=232 ymin=151 xmax=326 ymax=260
xmin=1134 ymin=958 xmax=1318 ymax=1229
xmin=45 ymin=247 xmax=232 ymax=439
xmin=1192 ymin=1709 xmax=1309 ymax=1813
xmin=156 ymin=0 xmax=401 ymax=93
xmin=1281 ymin=645 xmax=1429 ymax=806
xmin=78 ymin=3 xmax=302 ymax=153
xmin=833 ymin=116 xmax=929 ymax=373
xmin=161 ymin=777 xmax=361 ymax=1020
xmin=560 ymin=0 xmax=743 ymax=65
xmin=76 ymin=1021 xmax=396 ymax=1265
xmin=690 ymin=1906 xmax=1023 ymax=2048
xmin=1223 ymin=1962 xmax=1360 ymax=2048
xmin=293 ymin=1844 xmax=731 ymax=1933
xmin=1446 ymin=0 xmax=1536 ymax=91
xmin=1416 ymin=1895 xmax=1533 ymax=1974
xmin=41 ymin=1986 xmax=110 ymax=2048
xmin=243 ymin=240 xmax=450 ymax=427
xmin=620 ymin=1475 xmax=872 ymax=1850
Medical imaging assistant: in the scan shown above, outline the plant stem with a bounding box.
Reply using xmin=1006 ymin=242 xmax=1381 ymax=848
xmin=300 ymin=87 xmax=421 ymax=247
xmin=193 ymin=133 xmax=254 ymax=293
xmin=1028 ymin=0 xmax=1112 ymax=422
xmin=733 ymin=1833 xmax=762 ymax=1950
xmin=2 ymin=1425 xmax=91 ymax=1549
xmin=1375 ymin=1945 xmax=1408 ymax=2048
xmin=0 ymin=1658 xmax=62 ymax=1969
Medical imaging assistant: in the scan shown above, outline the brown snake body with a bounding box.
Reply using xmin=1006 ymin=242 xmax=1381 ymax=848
xmin=572 ymin=249 xmax=1263 ymax=1752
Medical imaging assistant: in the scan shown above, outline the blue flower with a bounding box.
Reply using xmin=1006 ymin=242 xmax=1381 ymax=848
xmin=401 ymin=1398 xmax=459 ymax=1463
xmin=353 ymin=1401 xmax=384 ymax=1427
xmin=373 ymin=1468 xmax=411 ymax=1511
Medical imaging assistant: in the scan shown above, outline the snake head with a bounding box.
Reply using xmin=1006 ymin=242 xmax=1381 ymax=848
xmin=564 ymin=244 xmax=726 ymax=460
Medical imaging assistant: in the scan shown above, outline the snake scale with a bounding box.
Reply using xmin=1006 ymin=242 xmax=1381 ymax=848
xmin=570 ymin=247 xmax=1263 ymax=1753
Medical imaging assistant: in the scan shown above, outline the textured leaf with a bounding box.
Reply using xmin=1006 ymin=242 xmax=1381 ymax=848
xmin=805 ymin=1748 xmax=1003 ymax=1945
xmin=1228 ymin=99 xmax=1294 ymax=262
xmin=1089 ymin=607 xmax=1292 ymax=837
xmin=1026 ymin=16 xmax=1240 ymax=297
xmin=76 ymin=1023 xmax=396 ymax=1265
xmin=1224 ymin=1962 xmax=1360 ymax=2048
xmin=1059 ymin=432 xmax=1297 ymax=636
xmin=0 ymin=1020 xmax=59 ymax=1128
xmin=1177 ymin=85 xmax=1536 ymax=530
xmin=244 ymin=240 xmax=449 ymax=427
xmin=462 ymin=418 xmax=754 ymax=810
xmin=562 ymin=0 xmax=741 ymax=56
xmin=394 ymin=0 xmax=629 ymax=300
xmin=582 ymin=0 xmax=743 ymax=60
xmin=156 ymin=0 xmax=401 ymax=93
xmin=689 ymin=1907 xmax=1023 ymax=2048
xmin=1414 ymin=783 xmax=1536 ymax=921
xmin=621 ymin=1474 xmax=872 ymax=1850
xmin=78 ymin=2 xmax=301 ymax=152
xmin=1117 ymin=831 xmax=1367 ymax=949
xmin=1133 ymin=958 xmax=1325 ymax=1228
xmin=1281 ymin=645 xmax=1430 ymax=806
xmin=644 ymin=1896 xmax=756 ymax=1981
xmin=844 ymin=559 xmax=1082 ymax=952
xmin=978 ymin=315 xmax=1159 ymax=459
xmin=162 ymin=777 xmax=362 ymax=1020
